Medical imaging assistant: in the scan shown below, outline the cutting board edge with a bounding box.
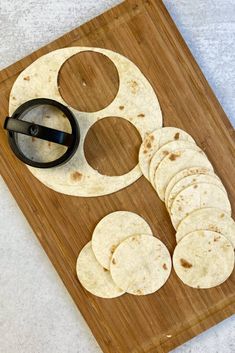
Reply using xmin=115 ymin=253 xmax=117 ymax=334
xmin=0 ymin=1 xmax=234 ymax=352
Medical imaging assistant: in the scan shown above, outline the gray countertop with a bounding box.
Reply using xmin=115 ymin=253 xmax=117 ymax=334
xmin=0 ymin=1 xmax=234 ymax=352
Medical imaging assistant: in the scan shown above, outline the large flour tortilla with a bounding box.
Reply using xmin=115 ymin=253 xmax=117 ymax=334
xmin=173 ymin=231 xmax=234 ymax=288
xmin=110 ymin=234 xmax=171 ymax=295
xmin=149 ymin=140 xmax=200 ymax=185
xmin=166 ymin=173 xmax=226 ymax=211
xmin=176 ymin=208 xmax=235 ymax=247
xmin=154 ymin=149 xmax=213 ymax=201
xmin=92 ymin=211 xmax=152 ymax=270
xmin=9 ymin=47 xmax=162 ymax=197
xmin=138 ymin=127 xmax=195 ymax=180
xmin=164 ymin=167 xmax=217 ymax=204
xmin=170 ymin=183 xmax=231 ymax=229
xmin=76 ymin=242 xmax=124 ymax=298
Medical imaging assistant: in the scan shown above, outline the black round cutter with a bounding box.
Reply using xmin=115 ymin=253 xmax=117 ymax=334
xmin=4 ymin=98 xmax=80 ymax=168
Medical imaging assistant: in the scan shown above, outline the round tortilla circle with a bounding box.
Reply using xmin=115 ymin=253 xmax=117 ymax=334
xmin=170 ymin=183 xmax=231 ymax=229
xmin=176 ymin=208 xmax=235 ymax=247
xmin=10 ymin=47 xmax=162 ymax=197
xmin=92 ymin=211 xmax=152 ymax=270
xmin=154 ymin=149 xmax=213 ymax=201
xmin=173 ymin=230 xmax=234 ymax=289
xmin=138 ymin=127 xmax=195 ymax=180
xmin=149 ymin=140 xmax=200 ymax=186
xmin=110 ymin=234 xmax=172 ymax=295
xmin=164 ymin=167 xmax=218 ymax=206
xmin=167 ymin=173 xmax=226 ymax=211
xmin=76 ymin=242 xmax=124 ymax=298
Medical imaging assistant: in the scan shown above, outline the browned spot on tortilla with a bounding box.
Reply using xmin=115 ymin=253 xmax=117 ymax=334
xmin=48 ymin=142 xmax=51 ymax=147
xmin=45 ymin=115 xmax=50 ymax=118
xmin=163 ymin=263 xmax=168 ymax=270
xmin=12 ymin=96 xmax=16 ymax=100
xmin=146 ymin=142 xmax=151 ymax=149
xmin=112 ymin=258 xmax=116 ymax=265
xmin=180 ymin=258 xmax=193 ymax=268
xmin=131 ymin=236 xmax=140 ymax=244
xmin=204 ymin=191 xmax=207 ymax=195
xmin=129 ymin=80 xmax=139 ymax=94
xmin=208 ymin=225 xmax=220 ymax=233
xmin=150 ymin=135 xmax=154 ymax=141
xmin=178 ymin=206 xmax=182 ymax=211
xmin=220 ymin=213 xmax=225 ymax=218
xmin=31 ymin=137 xmax=36 ymax=142
xmin=110 ymin=245 xmax=116 ymax=255
xmin=103 ymin=268 xmax=108 ymax=272
xmin=208 ymin=249 xmax=212 ymax=252
xmin=192 ymin=178 xmax=196 ymax=182
xmin=143 ymin=149 xmax=147 ymax=154
xmin=214 ymin=235 xmax=221 ymax=242
xmin=48 ymin=76 xmax=52 ymax=83
xmin=23 ymin=76 xmax=30 ymax=81
xmin=169 ymin=152 xmax=181 ymax=161
xmin=222 ymin=244 xmax=231 ymax=251
xmin=138 ymin=113 xmax=145 ymax=118
xmin=136 ymin=289 xmax=143 ymax=295
xmin=163 ymin=150 xmax=169 ymax=156
xmin=193 ymin=184 xmax=198 ymax=189
xmin=119 ymin=105 xmax=124 ymax=110
xmin=174 ymin=132 xmax=180 ymax=140
xmin=71 ymin=171 xmax=82 ymax=181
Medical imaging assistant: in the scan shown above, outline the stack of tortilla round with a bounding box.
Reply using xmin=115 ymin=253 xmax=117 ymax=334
xmin=139 ymin=127 xmax=234 ymax=288
xmin=76 ymin=211 xmax=172 ymax=297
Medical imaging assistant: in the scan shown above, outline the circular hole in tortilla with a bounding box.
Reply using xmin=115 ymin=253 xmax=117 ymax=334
xmin=84 ymin=117 xmax=141 ymax=176
xmin=58 ymin=51 xmax=119 ymax=112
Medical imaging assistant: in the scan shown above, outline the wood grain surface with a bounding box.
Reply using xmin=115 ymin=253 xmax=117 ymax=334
xmin=0 ymin=1 xmax=234 ymax=352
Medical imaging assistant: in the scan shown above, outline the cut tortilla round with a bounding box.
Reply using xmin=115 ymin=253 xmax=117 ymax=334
xmin=167 ymin=173 xmax=226 ymax=211
xmin=165 ymin=167 xmax=217 ymax=205
xmin=149 ymin=140 xmax=200 ymax=186
xmin=10 ymin=47 xmax=162 ymax=197
xmin=154 ymin=149 xmax=213 ymax=201
xmin=170 ymin=183 xmax=231 ymax=230
xmin=92 ymin=211 xmax=152 ymax=270
xmin=176 ymin=208 xmax=235 ymax=247
xmin=76 ymin=242 xmax=124 ymax=298
xmin=138 ymin=127 xmax=195 ymax=180
xmin=110 ymin=234 xmax=171 ymax=295
xmin=173 ymin=231 xmax=234 ymax=289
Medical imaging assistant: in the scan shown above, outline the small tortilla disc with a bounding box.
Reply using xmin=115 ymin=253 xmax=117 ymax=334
xmin=165 ymin=167 xmax=217 ymax=205
xmin=76 ymin=242 xmax=124 ymax=298
xmin=176 ymin=208 xmax=235 ymax=247
xmin=173 ymin=231 xmax=234 ymax=289
xmin=110 ymin=234 xmax=171 ymax=295
xmin=154 ymin=149 xmax=213 ymax=201
xmin=138 ymin=127 xmax=195 ymax=180
xmin=92 ymin=211 xmax=152 ymax=270
xmin=170 ymin=183 xmax=231 ymax=230
xmin=149 ymin=140 xmax=200 ymax=185
xmin=167 ymin=173 xmax=226 ymax=211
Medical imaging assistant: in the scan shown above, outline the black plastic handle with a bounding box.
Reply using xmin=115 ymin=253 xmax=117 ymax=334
xmin=4 ymin=117 xmax=73 ymax=147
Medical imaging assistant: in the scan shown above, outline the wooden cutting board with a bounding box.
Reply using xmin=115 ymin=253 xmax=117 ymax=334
xmin=0 ymin=1 xmax=234 ymax=352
